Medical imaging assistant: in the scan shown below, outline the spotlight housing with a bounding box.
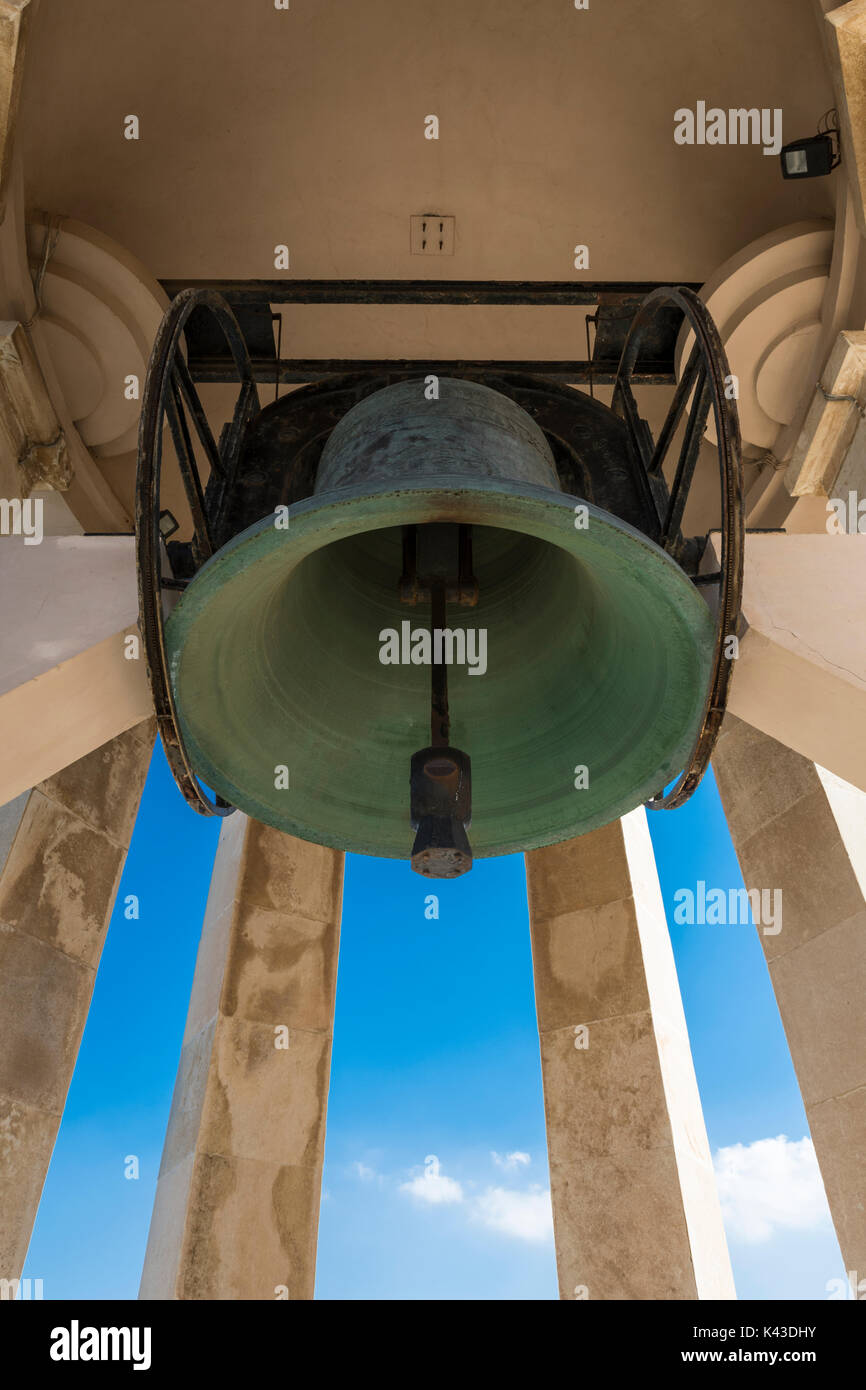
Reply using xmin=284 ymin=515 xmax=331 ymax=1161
xmin=780 ymin=111 xmax=840 ymax=179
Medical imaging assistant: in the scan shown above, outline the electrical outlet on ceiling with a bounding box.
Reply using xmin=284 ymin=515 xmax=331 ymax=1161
xmin=410 ymin=214 xmax=455 ymax=255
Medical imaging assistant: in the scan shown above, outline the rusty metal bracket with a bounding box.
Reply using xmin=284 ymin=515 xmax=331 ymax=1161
xmin=136 ymin=288 xmax=259 ymax=817
xmin=613 ymin=286 xmax=744 ymax=812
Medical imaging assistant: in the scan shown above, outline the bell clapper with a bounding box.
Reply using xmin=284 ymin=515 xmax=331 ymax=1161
xmin=430 ymin=579 xmax=450 ymax=748
xmin=406 ymin=525 xmax=474 ymax=879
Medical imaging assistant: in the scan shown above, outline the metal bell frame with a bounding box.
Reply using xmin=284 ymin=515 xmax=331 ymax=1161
xmin=135 ymin=285 xmax=744 ymax=822
xmin=136 ymin=288 xmax=258 ymax=817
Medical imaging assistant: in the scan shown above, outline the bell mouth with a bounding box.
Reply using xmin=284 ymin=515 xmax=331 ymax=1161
xmin=165 ymin=477 xmax=714 ymax=858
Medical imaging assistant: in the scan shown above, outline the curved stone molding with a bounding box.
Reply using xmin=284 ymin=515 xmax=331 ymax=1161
xmin=723 ymin=266 xmax=829 ymax=448
xmin=25 ymin=214 xmax=168 ymax=459
xmin=755 ymin=320 xmax=824 ymax=427
xmin=676 ymin=221 xmax=834 ymax=454
xmin=0 ymin=162 xmax=130 ymax=530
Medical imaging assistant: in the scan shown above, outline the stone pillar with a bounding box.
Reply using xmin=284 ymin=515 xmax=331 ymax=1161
xmin=0 ymin=718 xmax=154 ymax=1281
xmin=525 ymin=807 xmax=735 ymax=1300
xmin=713 ymin=714 xmax=866 ymax=1275
xmin=139 ymin=816 xmax=343 ymax=1302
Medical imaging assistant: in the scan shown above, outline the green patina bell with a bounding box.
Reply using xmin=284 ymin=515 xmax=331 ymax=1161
xmin=164 ymin=377 xmax=714 ymax=873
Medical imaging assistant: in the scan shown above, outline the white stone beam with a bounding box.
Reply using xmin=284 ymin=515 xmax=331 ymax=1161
xmin=0 ymin=535 xmax=151 ymax=803
xmin=707 ymin=531 xmax=866 ymax=791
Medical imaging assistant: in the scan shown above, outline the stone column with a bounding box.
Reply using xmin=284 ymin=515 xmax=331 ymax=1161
xmin=139 ymin=816 xmax=343 ymax=1302
xmin=525 ymin=807 xmax=735 ymax=1300
xmin=713 ymin=714 xmax=866 ymax=1275
xmin=0 ymin=717 xmax=154 ymax=1281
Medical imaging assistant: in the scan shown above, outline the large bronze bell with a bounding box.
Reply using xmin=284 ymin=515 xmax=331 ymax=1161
xmin=161 ymin=375 xmax=716 ymax=875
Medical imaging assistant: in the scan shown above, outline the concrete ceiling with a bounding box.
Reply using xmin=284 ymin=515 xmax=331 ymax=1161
xmin=21 ymin=0 xmax=834 ymax=285
xmin=13 ymin=0 xmax=841 ymax=538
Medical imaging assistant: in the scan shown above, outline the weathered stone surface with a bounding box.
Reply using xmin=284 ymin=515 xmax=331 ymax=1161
xmin=714 ymin=715 xmax=866 ymax=1274
xmin=221 ymin=905 xmax=340 ymax=1031
xmin=175 ymin=1154 xmax=321 ymax=1302
xmin=526 ymin=819 xmax=632 ymax=921
xmin=0 ymin=788 xmax=27 ymax=869
xmin=0 ymin=2 xmax=31 ymax=217
xmin=0 ymin=791 xmax=124 ymax=966
xmin=825 ymin=2 xmax=866 ymax=239
xmin=140 ymin=817 xmax=343 ymax=1300
xmin=127 ymin=715 xmax=157 ymax=747
xmin=769 ymin=910 xmax=866 ymax=1105
xmin=530 ymin=898 xmax=650 ymax=1033
xmin=526 ymin=811 xmax=735 ymax=1300
xmin=157 ymin=1019 xmax=218 ymax=1179
xmin=182 ymin=906 xmax=234 ymax=1045
xmin=0 ymin=723 xmax=153 ymax=1280
xmin=807 ymin=1084 xmax=866 ymax=1275
xmin=200 ymin=811 xmax=247 ymax=930
xmin=204 ymin=1020 xmax=333 ymax=1169
xmin=549 ymin=1146 xmax=697 ymax=1301
xmin=734 ymin=788 xmax=864 ymax=961
xmin=39 ymin=723 xmax=153 ymax=846
xmin=239 ymin=823 xmax=344 ymax=924
xmin=18 ymin=433 xmax=71 ymax=495
xmin=785 ymin=330 xmax=866 ymax=497
xmin=0 ymin=923 xmax=93 ymax=1112
xmin=711 ymin=715 xmax=817 ymax=843
xmin=161 ymin=1017 xmax=333 ymax=1177
xmin=540 ymin=1012 xmax=672 ymax=1158
xmin=0 ymin=1094 xmax=59 ymax=1276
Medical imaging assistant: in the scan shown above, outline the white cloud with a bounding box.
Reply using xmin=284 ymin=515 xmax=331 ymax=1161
xmin=473 ymin=1185 xmax=553 ymax=1243
xmin=714 ymin=1135 xmax=833 ymax=1244
xmin=353 ymin=1162 xmax=378 ymax=1182
xmin=400 ymin=1155 xmax=464 ymax=1206
xmin=491 ymin=1150 xmax=531 ymax=1172
xmin=395 ymin=1151 xmax=554 ymax=1244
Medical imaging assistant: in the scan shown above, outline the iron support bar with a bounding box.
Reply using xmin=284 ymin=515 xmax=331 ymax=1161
xmin=161 ymin=278 xmax=701 ymax=308
xmin=187 ymin=356 xmax=675 ymax=386
xmin=186 ymin=355 xmax=675 ymax=386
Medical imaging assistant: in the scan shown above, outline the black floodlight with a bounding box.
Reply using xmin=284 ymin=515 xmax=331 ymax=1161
xmin=780 ymin=110 xmax=840 ymax=179
xmin=158 ymin=509 xmax=179 ymax=540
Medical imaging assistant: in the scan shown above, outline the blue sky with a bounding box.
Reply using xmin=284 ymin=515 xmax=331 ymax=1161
xmin=23 ymin=743 xmax=844 ymax=1300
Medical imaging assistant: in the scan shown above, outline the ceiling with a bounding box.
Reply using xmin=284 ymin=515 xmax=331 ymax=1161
xmin=22 ymin=0 xmax=834 ymax=287
xmin=15 ymin=0 xmax=840 ymax=534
